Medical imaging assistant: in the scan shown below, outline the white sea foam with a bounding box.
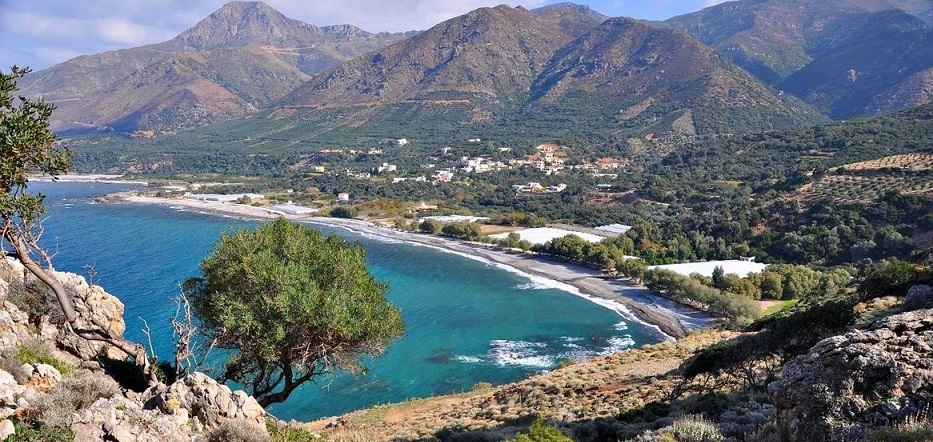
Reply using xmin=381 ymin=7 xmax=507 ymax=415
xmin=488 ymin=340 xmax=554 ymax=369
xmin=600 ymin=335 xmax=636 ymax=355
xmin=614 ymin=321 xmax=629 ymax=331
xmin=515 ymin=282 xmax=551 ymax=290
xmin=454 ymin=355 xmax=483 ymax=364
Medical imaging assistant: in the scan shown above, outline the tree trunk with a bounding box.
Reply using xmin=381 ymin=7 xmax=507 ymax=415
xmin=6 ymin=232 xmax=161 ymax=387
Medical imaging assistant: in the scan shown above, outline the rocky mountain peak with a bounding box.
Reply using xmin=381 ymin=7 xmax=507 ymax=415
xmin=172 ymin=1 xmax=324 ymax=50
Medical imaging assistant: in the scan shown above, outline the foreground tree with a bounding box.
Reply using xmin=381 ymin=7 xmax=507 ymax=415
xmin=0 ymin=66 xmax=158 ymax=384
xmin=184 ymin=218 xmax=404 ymax=406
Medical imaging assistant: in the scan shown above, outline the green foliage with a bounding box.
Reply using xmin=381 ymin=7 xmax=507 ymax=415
xmin=643 ymin=269 xmax=761 ymax=327
xmin=684 ymin=296 xmax=859 ymax=379
xmin=0 ymin=66 xmax=71 ymax=244
xmin=508 ymin=420 xmax=573 ymax=442
xmin=329 ymin=206 xmax=357 ymax=219
xmin=441 ymin=222 xmax=483 ymax=241
xmin=419 ymin=219 xmax=442 ymax=234
xmin=11 ymin=340 xmax=74 ymax=377
xmin=185 ymin=218 xmax=404 ymax=406
xmin=8 ymin=418 xmax=74 ymax=442
xmin=859 ymin=259 xmax=929 ymax=299
xmin=266 ymin=419 xmax=320 ymax=442
xmin=471 ymin=381 xmax=493 ymax=392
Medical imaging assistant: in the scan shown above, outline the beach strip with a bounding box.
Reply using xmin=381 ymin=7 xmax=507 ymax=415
xmin=113 ymin=194 xmax=714 ymax=339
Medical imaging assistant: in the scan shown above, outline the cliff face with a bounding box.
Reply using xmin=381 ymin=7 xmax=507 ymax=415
xmin=769 ymin=307 xmax=933 ymax=442
xmin=0 ymin=257 xmax=266 ymax=441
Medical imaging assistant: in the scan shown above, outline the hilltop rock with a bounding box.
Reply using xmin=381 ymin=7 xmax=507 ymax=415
xmin=769 ymin=308 xmax=933 ymax=442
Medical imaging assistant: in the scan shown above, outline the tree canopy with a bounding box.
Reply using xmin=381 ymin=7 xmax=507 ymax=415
xmin=185 ymin=218 xmax=404 ymax=406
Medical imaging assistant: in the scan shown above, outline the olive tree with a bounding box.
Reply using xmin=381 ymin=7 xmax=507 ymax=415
xmin=0 ymin=66 xmax=158 ymax=384
xmin=184 ymin=218 xmax=404 ymax=406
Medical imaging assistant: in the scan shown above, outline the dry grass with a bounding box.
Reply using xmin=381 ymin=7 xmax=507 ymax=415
xmin=304 ymin=330 xmax=737 ymax=441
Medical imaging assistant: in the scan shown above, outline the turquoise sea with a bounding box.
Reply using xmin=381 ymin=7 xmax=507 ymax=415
xmin=32 ymin=182 xmax=664 ymax=420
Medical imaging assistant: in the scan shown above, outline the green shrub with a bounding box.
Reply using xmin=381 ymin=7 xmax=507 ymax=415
xmin=330 ymin=206 xmax=357 ymax=219
xmin=9 ymin=418 xmax=74 ymax=442
xmin=5 ymin=339 xmax=75 ymax=377
xmin=265 ymin=419 xmax=319 ymax=442
xmin=508 ymin=419 xmax=573 ymax=442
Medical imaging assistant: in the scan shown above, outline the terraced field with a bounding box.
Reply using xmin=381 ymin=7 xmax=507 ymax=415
xmin=800 ymin=152 xmax=933 ymax=204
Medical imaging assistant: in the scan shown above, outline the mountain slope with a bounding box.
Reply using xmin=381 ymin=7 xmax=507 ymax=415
xmin=529 ymin=18 xmax=822 ymax=135
xmin=19 ymin=1 xmax=410 ymax=134
xmin=279 ymin=5 xmax=583 ymax=109
xmin=278 ymin=6 xmax=821 ymax=141
xmin=665 ymin=0 xmax=933 ymax=118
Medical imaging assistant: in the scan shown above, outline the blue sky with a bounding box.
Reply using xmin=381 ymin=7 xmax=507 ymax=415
xmin=0 ymin=0 xmax=727 ymax=72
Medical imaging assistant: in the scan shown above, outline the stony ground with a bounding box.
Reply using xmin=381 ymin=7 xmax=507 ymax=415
xmin=306 ymin=329 xmax=739 ymax=441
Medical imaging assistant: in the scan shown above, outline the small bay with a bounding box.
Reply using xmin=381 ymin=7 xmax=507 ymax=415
xmin=32 ymin=182 xmax=662 ymax=420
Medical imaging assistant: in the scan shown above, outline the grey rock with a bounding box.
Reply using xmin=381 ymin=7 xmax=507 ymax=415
xmin=145 ymin=371 xmax=266 ymax=431
xmin=769 ymin=308 xmax=933 ymax=442
xmin=904 ymin=285 xmax=933 ymax=311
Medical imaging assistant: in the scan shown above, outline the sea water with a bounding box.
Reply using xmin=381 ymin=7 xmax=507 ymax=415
xmin=31 ymin=182 xmax=663 ymax=420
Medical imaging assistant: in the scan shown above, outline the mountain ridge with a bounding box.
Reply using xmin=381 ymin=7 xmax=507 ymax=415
xmin=19 ymin=1 xmax=413 ymax=134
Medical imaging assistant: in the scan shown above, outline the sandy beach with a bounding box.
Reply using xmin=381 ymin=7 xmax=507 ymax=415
xmin=112 ymin=193 xmax=714 ymax=339
xmin=32 ymin=174 xmax=150 ymax=185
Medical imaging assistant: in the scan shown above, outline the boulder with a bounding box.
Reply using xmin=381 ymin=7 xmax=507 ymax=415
xmin=0 ymin=419 xmax=14 ymax=440
xmin=904 ymin=285 xmax=933 ymax=311
xmin=769 ymin=308 xmax=933 ymax=442
xmin=23 ymin=363 xmax=62 ymax=392
xmin=145 ymin=372 xmax=266 ymax=431
xmin=51 ymin=270 xmax=129 ymax=361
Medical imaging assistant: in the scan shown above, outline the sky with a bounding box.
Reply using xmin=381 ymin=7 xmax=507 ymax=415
xmin=0 ymin=0 xmax=728 ymax=72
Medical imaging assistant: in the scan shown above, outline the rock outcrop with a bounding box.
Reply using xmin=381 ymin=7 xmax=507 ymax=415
xmin=0 ymin=257 xmax=270 ymax=441
xmin=145 ymin=372 xmax=266 ymax=429
xmin=0 ymin=256 xmax=128 ymax=361
xmin=769 ymin=308 xmax=933 ymax=442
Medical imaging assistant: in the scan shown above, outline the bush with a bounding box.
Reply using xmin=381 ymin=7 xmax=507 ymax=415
xmin=0 ymin=339 xmax=74 ymax=379
xmin=265 ymin=419 xmax=320 ymax=442
xmin=5 ymin=278 xmax=69 ymax=325
xmin=207 ymin=420 xmax=271 ymax=442
xmin=34 ymin=371 xmax=121 ymax=428
xmin=508 ymin=420 xmax=573 ymax=442
xmin=330 ymin=206 xmax=357 ymax=219
xmin=664 ymin=416 xmax=724 ymax=442
xmin=9 ymin=418 xmax=74 ymax=442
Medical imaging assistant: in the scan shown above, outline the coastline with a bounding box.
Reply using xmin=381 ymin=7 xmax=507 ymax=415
xmin=110 ymin=193 xmax=714 ymax=339
xmin=32 ymin=174 xmax=150 ymax=185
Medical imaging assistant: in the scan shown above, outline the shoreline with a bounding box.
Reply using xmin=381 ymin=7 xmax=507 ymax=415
xmin=109 ymin=193 xmax=714 ymax=339
xmin=32 ymin=174 xmax=150 ymax=185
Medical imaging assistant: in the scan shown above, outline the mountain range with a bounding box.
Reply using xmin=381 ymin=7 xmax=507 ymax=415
xmin=18 ymin=0 xmax=933 ymax=140
xmin=18 ymin=1 xmax=414 ymax=134
xmin=665 ymin=0 xmax=933 ymax=118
